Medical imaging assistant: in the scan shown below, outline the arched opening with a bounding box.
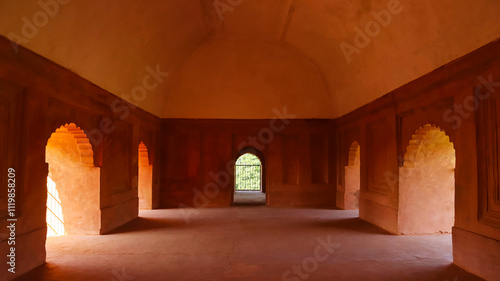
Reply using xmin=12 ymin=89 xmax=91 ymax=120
xmin=233 ymin=148 xmax=266 ymax=206
xmin=344 ymin=141 xmax=360 ymax=210
xmin=235 ymin=153 xmax=262 ymax=191
xmin=138 ymin=141 xmax=153 ymax=210
xmin=45 ymin=123 xmax=100 ymax=236
xmin=398 ymin=124 xmax=455 ymax=234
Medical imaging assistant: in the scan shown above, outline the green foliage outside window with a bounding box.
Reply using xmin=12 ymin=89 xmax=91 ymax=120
xmin=235 ymin=153 xmax=261 ymax=191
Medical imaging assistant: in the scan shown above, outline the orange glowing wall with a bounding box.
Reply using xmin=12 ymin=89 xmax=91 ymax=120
xmin=335 ymin=38 xmax=500 ymax=281
xmin=45 ymin=123 xmax=100 ymax=235
xmin=1 ymin=35 xmax=500 ymax=281
xmin=0 ymin=35 xmax=161 ymax=278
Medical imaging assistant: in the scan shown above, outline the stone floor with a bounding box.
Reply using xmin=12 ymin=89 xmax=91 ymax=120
xmin=16 ymin=208 xmax=483 ymax=281
xmin=233 ymin=191 xmax=266 ymax=206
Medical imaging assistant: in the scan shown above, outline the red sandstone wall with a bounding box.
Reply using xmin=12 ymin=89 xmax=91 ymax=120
xmin=336 ymin=39 xmax=500 ymax=280
xmin=161 ymin=119 xmax=337 ymax=209
xmin=0 ymin=36 xmax=161 ymax=279
xmin=1 ymin=31 xmax=500 ymax=281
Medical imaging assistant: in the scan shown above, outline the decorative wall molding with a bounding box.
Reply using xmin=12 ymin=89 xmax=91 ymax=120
xmin=475 ymin=84 xmax=500 ymax=228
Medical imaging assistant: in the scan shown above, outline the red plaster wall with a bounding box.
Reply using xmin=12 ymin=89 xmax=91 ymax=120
xmin=0 ymin=36 xmax=161 ymax=279
xmin=1 ymin=31 xmax=500 ymax=281
xmin=161 ymin=119 xmax=337 ymax=209
xmin=336 ymin=38 xmax=500 ymax=280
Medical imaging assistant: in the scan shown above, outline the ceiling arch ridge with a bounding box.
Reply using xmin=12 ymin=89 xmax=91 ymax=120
xmin=164 ymin=37 xmax=333 ymax=119
xmin=280 ymin=40 xmax=335 ymax=117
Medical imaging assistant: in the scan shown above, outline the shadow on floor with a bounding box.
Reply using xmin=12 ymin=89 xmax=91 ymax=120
xmin=308 ymin=217 xmax=393 ymax=235
xmin=14 ymin=256 xmax=485 ymax=281
xmin=233 ymin=201 xmax=266 ymax=206
xmin=13 ymin=208 xmax=487 ymax=281
xmin=405 ymin=263 xmax=485 ymax=281
xmin=14 ymin=264 xmax=91 ymax=281
xmin=105 ymin=217 xmax=187 ymax=235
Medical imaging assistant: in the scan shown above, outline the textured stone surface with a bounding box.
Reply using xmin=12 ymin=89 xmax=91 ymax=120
xmin=398 ymin=125 xmax=455 ymax=235
xmin=233 ymin=191 xmax=266 ymax=206
xmin=0 ymin=35 xmax=161 ymax=279
xmin=16 ymin=208 xmax=484 ymax=281
xmin=337 ymin=142 xmax=360 ymax=210
xmin=46 ymin=123 xmax=101 ymax=235
xmin=453 ymin=227 xmax=500 ymax=281
xmin=138 ymin=142 xmax=153 ymax=210
xmin=161 ymin=119 xmax=336 ymax=209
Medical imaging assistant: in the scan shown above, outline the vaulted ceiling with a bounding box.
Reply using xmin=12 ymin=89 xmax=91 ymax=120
xmin=1 ymin=0 xmax=499 ymax=118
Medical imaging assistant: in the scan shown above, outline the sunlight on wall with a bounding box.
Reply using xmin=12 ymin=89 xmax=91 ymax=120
xmin=344 ymin=142 xmax=360 ymax=210
xmin=46 ymin=174 xmax=65 ymax=237
xmin=45 ymin=123 xmax=101 ymax=235
xmin=138 ymin=141 xmax=153 ymax=210
xmin=399 ymin=124 xmax=455 ymax=234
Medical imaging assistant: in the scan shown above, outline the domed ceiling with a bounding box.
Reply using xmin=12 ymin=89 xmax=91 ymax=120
xmin=1 ymin=0 xmax=499 ymax=118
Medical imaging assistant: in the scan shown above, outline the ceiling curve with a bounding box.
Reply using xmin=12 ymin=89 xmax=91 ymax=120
xmin=167 ymin=39 xmax=332 ymax=119
xmin=0 ymin=0 xmax=499 ymax=119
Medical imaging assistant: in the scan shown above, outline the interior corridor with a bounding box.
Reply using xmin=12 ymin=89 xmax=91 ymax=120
xmin=17 ymin=208 xmax=482 ymax=281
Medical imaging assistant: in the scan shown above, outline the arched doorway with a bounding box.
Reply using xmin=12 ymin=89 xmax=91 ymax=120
xmin=235 ymin=153 xmax=262 ymax=191
xmin=398 ymin=124 xmax=455 ymax=234
xmin=233 ymin=147 xmax=266 ymax=206
xmin=344 ymin=141 xmax=360 ymax=210
xmin=45 ymin=123 xmax=100 ymax=236
xmin=138 ymin=141 xmax=153 ymax=210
